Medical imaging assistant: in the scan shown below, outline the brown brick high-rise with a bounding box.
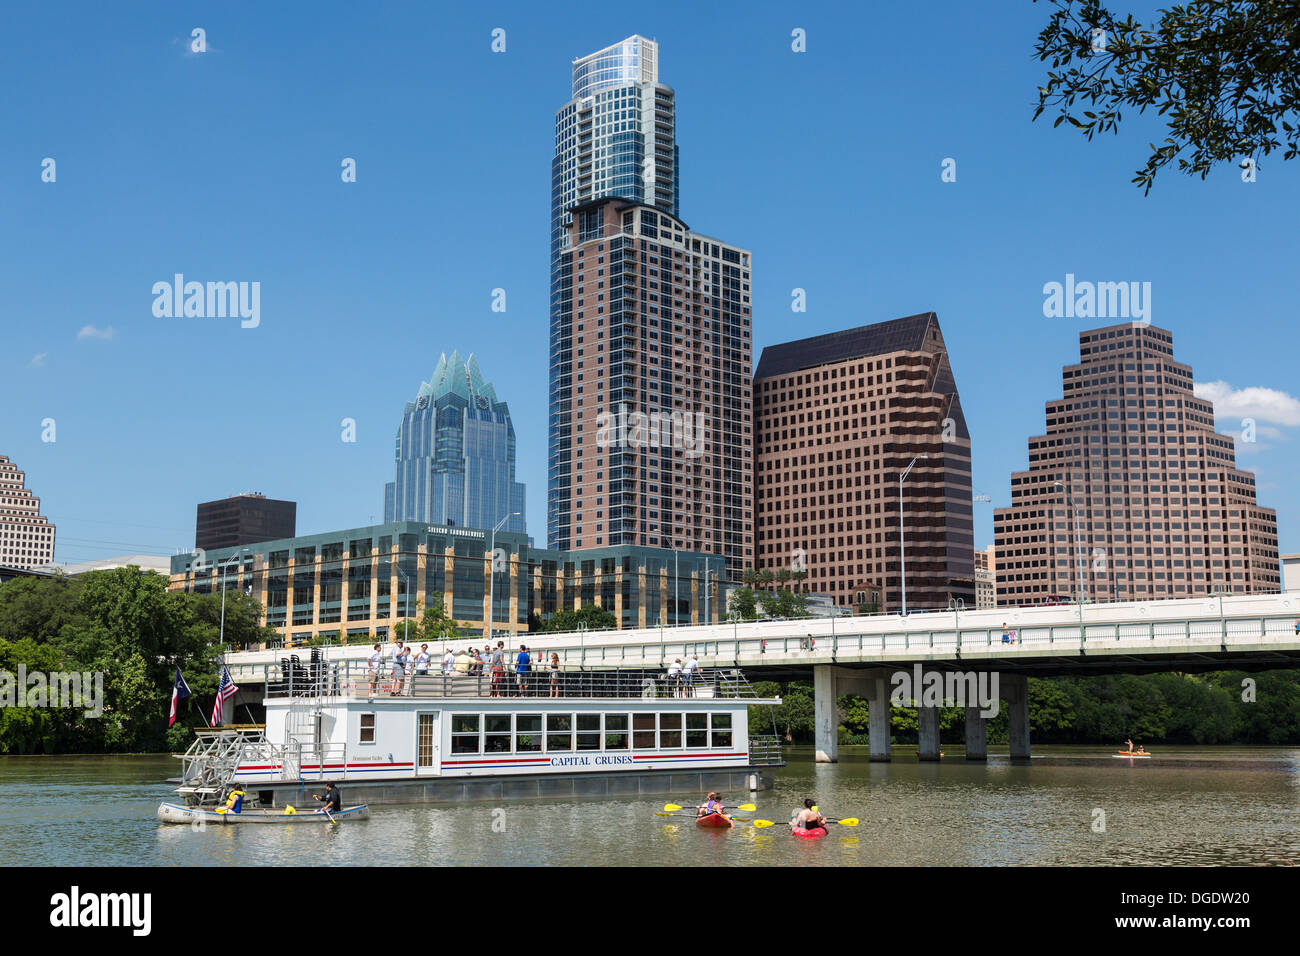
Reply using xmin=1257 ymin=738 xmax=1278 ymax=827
xmin=548 ymin=198 xmax=754 ymax=585
xmin=994 ymin=322 xmax=1280 ymax=605
xmin=754 ymin=313 xmax=974 ymax=612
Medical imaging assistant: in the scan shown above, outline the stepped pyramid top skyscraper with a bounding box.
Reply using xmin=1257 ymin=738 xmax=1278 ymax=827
xmin=385 ymin=351 xmax=526 ymax=535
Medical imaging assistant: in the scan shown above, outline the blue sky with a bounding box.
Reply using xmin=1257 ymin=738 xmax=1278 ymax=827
xmin=3 ymin=1 xmax=1297 ymax=565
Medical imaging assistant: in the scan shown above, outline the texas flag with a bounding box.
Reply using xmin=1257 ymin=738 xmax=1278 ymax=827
xmin=168 ymin=667 xmax=192 ymax=727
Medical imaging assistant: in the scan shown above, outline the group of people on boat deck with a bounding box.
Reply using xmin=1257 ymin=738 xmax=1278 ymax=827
xmin=665 ymin=655 xmax=702 ymax=697
xmin=366 ymin=640 xmax=566 ymax=697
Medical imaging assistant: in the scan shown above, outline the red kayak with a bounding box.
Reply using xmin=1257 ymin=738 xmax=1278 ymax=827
xmin=791 ymin=825 xmax=829 ymax=839
xmin=695 ymin=812 xmax=734 ymax=829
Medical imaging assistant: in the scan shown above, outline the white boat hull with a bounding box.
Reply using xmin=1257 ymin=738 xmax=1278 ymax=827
xmin=156 ymin=802 xmax=369 ymax=824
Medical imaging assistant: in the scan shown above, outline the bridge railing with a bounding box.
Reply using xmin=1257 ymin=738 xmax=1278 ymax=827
xmin=224 ymin=604 xmax=1300 ymax=683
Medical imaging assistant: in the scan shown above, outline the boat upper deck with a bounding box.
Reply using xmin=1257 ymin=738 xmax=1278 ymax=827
xmin=263 ymin=657 xmax=775 ymax=703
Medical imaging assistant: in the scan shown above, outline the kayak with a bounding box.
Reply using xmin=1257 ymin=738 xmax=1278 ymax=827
xmin=157 ymin=802 xmax=370 ymax=824
xmin=791 ymin=825 xmax=829 ymax=839
xmin=1114 ymin=751 xmax=1152 ymax=758
xmin=695 ymin=812 xmax=734 ymax=829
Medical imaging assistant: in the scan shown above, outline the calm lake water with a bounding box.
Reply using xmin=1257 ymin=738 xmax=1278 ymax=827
xmin=2 ymin=746 xmax=1297 ymax=866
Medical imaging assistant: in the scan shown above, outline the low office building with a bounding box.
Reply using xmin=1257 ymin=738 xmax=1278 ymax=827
xmin=974 ymin=545 xmax=997 ymax=609
xmin=168 ymin=520 xmax=724 ymax=645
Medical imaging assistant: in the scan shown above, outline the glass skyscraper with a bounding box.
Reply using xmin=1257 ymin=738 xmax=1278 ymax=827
xmin=384 ymin=351 xmax=526 ymax=535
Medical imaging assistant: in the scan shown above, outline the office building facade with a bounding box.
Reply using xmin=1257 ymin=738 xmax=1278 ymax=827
xmin=0 ymin=455 xmax=56 ymax=570
xmin=754 ymin=313 xmax=975 ymax=612
xmin=169 ymin=521 xmax=724 ymax=645
xmin=384 ymin=351 xmax=526 ymax=535
xmin=994 ymin=322 xmax=1280 ymax=604
xmin=974 ymin=545 xmax=997 ymax=609
xmin=195 ymin=494 xmax=296 ymax=553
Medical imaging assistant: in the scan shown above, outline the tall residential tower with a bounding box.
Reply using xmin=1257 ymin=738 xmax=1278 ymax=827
xmin=548 ymin=38 xmax=753 ymax=583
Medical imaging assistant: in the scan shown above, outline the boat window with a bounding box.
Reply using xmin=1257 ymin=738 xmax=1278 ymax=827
xmin=604 ymin=714 xmax=629 ymax=749
xmin=632 ymin=713 xmax=656 ymax=749
xmin=686 ymin=713 xmax=708 ymax=748
xmin=485 ymin=715 xmax=512 ymax=753
xmin=359 ymin=713 xmax=376 ymax=744
xmin=516 ymin=714 xmax=542 ymax=752
xmin=451 ymin=714 xmax=481 ymax=754
xmin=659 ymin=712 xmax=683 ymax=749
xmin=711 ymin=712 xmax=732 ymax=748
xmin=576 ymin=713 xmax=601 ymax=750
xmin=546 ymin=713 xmax=573 ymax=751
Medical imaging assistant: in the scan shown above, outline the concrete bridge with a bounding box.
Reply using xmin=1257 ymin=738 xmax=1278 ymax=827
xmin=222 ymin=592 xmax=1300 ymax=763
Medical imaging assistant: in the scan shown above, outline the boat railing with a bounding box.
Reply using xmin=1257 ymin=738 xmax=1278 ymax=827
xmin=263 ymin=660 xmax=767 ymax=701
xmin=747 ymin=735 xmax=784 ymax=767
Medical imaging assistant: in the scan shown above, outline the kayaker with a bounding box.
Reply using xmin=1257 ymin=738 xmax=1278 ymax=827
xmin=791 ymin=798 xmax=826 ymax=832
xmin=696 ymin=792 xmax=725 ymax=819
xmin=313 ymin=781 xmax=343 ymax=814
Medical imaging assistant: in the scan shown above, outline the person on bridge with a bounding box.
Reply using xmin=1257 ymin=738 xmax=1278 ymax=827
xmin=791 ymin=798 xmax=827 ymax=833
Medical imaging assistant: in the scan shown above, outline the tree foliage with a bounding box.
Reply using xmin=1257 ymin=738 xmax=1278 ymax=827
xmin=542 ymin=604 xmax=618 ymax=633
xmin=1033 ymin=0 xmax=1300 ymax=191
xmin=0 ymin=567 xmax=276 ymax=754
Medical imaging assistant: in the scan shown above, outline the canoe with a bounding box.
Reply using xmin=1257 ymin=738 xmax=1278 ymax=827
xmin=157 ymin=802 xmax=370 ymax=824
xmin=1114 ymin=752 xmax=1152 ymax=758
xmin=695 ymin=812 xmax=733 ymax=829
xmin=791 ymin=825 xmax=829 ymax=839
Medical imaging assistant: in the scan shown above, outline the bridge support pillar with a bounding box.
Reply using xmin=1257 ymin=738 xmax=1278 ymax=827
xmin=865 ymin=668 xmax=892 ymax=762
xmin=1004 ymin=673 xmax=1031 ymax=760
xmin=917 ymin=706 xmax=941 ymax=761
xmin=964 ymin=706 xmax=987 ymax=761
xmin=813 ymin=665 xmax=838 ymax=763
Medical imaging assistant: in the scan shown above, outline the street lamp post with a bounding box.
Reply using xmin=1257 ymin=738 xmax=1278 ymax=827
xmin=217 ymin=548 xmax=251 ymax=651
xmin=396 ymin=569 xmax=412 ymax=643
xmin=486 ymin=512 xmax=520 ymax=641
xmin=899 ymin=454 xmax=928 ymax=615
xmin=1054 ymin=479 xmax=1087 ymax=606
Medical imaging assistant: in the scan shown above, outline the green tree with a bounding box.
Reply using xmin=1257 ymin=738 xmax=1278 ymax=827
xmin=543 ymin=604 xmax=618 ymax=633
xmin=728 ymin=587 xmax=759 ymax=622
xmin=417 ymin=596 xmax=461 ymax=642
xmin=1033 ymin=0 xmax=1300 ymax=192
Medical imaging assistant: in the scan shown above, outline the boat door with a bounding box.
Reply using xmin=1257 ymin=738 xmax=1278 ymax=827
xmin=416 ymin=711 xmax=441 ymax=776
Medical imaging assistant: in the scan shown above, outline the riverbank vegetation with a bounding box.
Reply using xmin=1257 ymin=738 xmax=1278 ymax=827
xmin=0 ymin=568 xmax=276 ymax=755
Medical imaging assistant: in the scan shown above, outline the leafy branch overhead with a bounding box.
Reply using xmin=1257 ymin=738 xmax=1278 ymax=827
xmin=1032 ymin=0 xmax=1300 ymax=191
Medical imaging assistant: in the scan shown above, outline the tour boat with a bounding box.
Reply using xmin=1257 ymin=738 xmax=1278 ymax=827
xmin=162 ymin=660 xmax=783 ymax=815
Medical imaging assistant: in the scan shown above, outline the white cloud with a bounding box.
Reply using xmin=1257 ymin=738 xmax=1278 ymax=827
xmin=1194 ymin=380 xmax=1300 ymax=427
xmin=29 ymin=352 xmax=47 ymax=367
xmin=77 ymin=324 xmax=116 ymax=341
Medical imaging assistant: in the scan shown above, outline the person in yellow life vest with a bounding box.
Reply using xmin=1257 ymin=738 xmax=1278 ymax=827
xmin=214 ymin=790 xmax=244 ymax=815
xmin=283 ymin=805 xmax=297 ymax=815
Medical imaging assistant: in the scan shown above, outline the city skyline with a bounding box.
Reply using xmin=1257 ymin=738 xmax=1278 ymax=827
xmin=4 ymin=4 xmax=1298 ymax=569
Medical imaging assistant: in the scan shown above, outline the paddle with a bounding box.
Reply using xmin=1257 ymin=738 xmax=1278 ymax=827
xmin=752 ymin=817 xmax=859 ymax=828
xmin=663 ymin=803 xmax=756 ymax=813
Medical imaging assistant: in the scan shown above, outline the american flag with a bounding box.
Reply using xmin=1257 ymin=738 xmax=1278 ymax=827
xmin=209 ymin=667 xmax=239 ymax=727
